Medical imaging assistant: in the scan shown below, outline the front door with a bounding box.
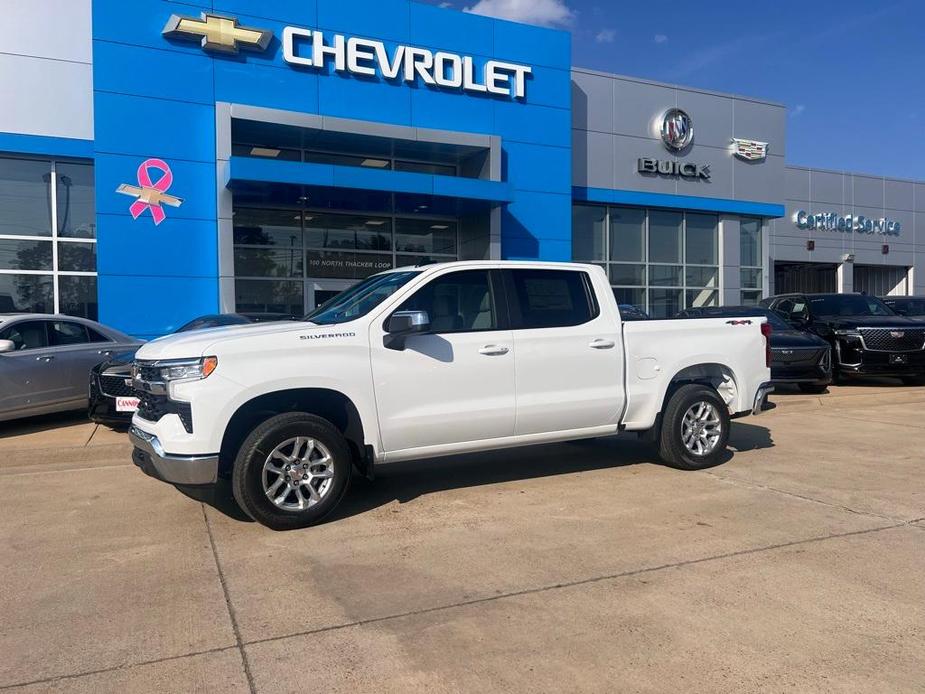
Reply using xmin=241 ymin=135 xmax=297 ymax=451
xmin=370 ymin=269 xmax=515 ymax=454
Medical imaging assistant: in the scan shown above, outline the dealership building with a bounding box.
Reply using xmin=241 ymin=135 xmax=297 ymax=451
xmin=1 ymin=0 xmax=923 ymax=338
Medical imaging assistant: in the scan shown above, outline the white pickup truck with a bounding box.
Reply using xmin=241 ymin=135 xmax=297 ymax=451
xmin=129 ymin=261 xmax=773 ymax=530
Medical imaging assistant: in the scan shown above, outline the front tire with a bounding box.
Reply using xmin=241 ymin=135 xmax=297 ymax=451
xmin=901 ymin=375 xmax=925 ymax=386
xmin=657 ymin=384 xmax=731 ymax=471
xmin=232 ymin=413 xmax=352 ymax=530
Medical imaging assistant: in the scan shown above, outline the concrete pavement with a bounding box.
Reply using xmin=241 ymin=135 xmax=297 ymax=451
xmin=1 ymin=385 xmax=923 ymax=692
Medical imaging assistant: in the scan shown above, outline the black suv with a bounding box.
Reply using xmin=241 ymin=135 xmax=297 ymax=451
xmin=676 ymin=306 xmax=832 ymax=393
xmin=760 ymin=293 xmax=925 ymax=385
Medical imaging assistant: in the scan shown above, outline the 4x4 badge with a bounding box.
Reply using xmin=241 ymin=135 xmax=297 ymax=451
xmin=162 ymin=13 xmax=273 ymax=54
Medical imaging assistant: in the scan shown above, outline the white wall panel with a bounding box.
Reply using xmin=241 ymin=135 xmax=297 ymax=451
xmin=0 ymin=0 xmax=93 ymax=140
xmin=2 ymin=0 xmax=92 ymax=63
xmin=0 ymin=53 xmax=93 ymax=140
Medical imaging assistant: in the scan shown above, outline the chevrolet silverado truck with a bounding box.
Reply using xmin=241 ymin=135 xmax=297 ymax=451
xmin=129 ymin=262 xmax=773 ymax=530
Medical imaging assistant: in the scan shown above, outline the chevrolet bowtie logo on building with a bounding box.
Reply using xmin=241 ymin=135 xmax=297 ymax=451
xmin=162 ymin=13 xmax=273 ymax=54
xmin=731 ymin=138 xmax=769 ymax=162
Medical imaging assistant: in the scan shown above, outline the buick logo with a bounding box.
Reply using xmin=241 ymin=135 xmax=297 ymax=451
xmin=891 ymin=331 xmax=905 ymax=339
xmin=660 ymin=108 xmax=694 ymax=151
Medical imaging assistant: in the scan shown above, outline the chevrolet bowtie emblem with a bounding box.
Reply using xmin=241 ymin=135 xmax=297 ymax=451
xmin=162 ymin=13 xmax=273 ymax=54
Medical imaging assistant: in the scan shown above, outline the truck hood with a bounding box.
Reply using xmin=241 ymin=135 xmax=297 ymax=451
xmin=135 ymin=321 xmax=319 ymax=361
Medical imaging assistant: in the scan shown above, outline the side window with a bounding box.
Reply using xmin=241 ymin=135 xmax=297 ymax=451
xmin=48 ymin=321 xmax=90 ymax=347
xmin=510 ymin=269 xmax=598 ymax=330
xmin=791 ymin=299 xmax=810 ymax=320
xmin=0 ymin=321 xmax=49 ymax=351
xmin=775 ymin=299 xmax=794 ymax=315
xmin=394 ymin=270 xmax=497 ymax=334
xmin=86 ymin=327 xmax=111 ymax=343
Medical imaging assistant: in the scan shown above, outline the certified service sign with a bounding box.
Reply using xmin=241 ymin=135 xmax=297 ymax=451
xmin=660 ymin=108 xmax=694 ymax=151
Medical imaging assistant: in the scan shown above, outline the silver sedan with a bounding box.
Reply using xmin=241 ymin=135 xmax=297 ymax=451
xmin=0 ymin=314 xmax=143 ymax=422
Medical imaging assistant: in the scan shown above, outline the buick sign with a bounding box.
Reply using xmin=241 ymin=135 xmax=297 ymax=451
xmin=660 ymin=108 xmax=694 ymax=151
xmin=638 ymin=158 xmax=711 ymax=181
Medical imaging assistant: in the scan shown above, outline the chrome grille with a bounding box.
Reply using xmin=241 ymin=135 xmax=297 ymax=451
xmin=859 ymin=328 xmax=925 ymax=352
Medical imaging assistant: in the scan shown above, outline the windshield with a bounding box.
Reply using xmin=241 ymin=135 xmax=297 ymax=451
xmin=887 ymin=299 xmax=925 ymax=316
xmin=808 ymin=295 xmax=895 ymax=318
xmin=305 ymin=271 xmax=421 ymax=326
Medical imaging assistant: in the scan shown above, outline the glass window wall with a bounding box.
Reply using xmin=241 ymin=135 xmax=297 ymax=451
xmin=0 ymin=156 xmax=96 ymax=318
xmin=740 ymin=218 xmax=764 ymax=305
xmin=573 ymin=204 xmax=721 ymax=319
xmin=234 ymin=205 xmax=460 ymax=314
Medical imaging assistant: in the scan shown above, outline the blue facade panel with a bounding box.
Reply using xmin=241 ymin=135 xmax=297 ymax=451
xmin=90 ymin=0 xmax=573 ymax=336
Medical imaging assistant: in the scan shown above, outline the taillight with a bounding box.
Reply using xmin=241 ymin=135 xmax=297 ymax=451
xmin=761 ymin=322 xmax=773 ymax=368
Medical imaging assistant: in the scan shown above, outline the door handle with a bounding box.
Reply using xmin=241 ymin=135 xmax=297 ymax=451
xmin=589 ymin=339 xmax=616 ymax=350
xmin=36 ymin=355 xmax=55 ymax=362
xmin=479 ymin=345 xmax=510 ymax=356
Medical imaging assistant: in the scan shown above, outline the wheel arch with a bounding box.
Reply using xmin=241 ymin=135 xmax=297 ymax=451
xmin=661 ymin=362 xmax=740 ymax=414
xmin=218 ymin=388 xmax=370 ymax=478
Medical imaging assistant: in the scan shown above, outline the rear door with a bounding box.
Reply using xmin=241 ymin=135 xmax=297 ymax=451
xmin=370 ymin=268 xmax=516 ymax=454
xmin=0 ymin=320 xmax=60 ymax=415
xmin=46 ymin=321 xmax=115 ymax=405
xmin=505 ymin=268 xmax=625 ymax=436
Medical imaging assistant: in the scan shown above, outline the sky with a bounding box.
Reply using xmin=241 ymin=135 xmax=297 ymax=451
xmin=416 ymin=0 xmax=925 ymax=180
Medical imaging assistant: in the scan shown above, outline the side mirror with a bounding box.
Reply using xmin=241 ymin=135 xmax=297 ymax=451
xmin=0 ymin=339 xmax=15 ymax=354
xmin=384 ymin=310 xmax=430 ymax=351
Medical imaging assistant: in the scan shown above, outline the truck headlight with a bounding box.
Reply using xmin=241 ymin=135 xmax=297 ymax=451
xmin=157 ymin=357 xmax=218 ymax=382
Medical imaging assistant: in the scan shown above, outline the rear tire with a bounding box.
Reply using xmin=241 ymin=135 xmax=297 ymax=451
xmin=232 ymin=413 xmax=352 ymax=531
xmin=900 ymin=375 xmax=925 ymax=386
xmin=798 ymin=383 xmax=829 ymax=394
xmin=657 ymin=384 xmax=731 ymax=471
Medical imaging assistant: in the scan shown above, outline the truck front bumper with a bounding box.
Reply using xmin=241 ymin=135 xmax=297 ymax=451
xmin=752 ymin=382 xmax=775 ymax=415
xmin=129 ymin=425 xmax=219 ymax=486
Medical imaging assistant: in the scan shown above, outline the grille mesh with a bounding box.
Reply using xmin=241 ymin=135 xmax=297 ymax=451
xmin=860 ymin=328 xmax=925 ymax=352
xmin=99 ymin=374 xmax=134 ymax=398
xmin=136 ymin=394 xmax=194 ymax=434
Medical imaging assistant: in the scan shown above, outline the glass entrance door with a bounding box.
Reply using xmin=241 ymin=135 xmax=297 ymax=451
xmin=306 ymin=279 xmax=355 ymax=312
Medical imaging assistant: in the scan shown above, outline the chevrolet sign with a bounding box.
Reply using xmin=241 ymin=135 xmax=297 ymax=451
xmin=283 ymin=28 xmax=532 ymax=99
xmin=163 ymin=14 xmax=533 ymax=99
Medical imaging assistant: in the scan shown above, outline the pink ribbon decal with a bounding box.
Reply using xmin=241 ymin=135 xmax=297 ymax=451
xmin=116 ymin=158 xmax=184 ymax=226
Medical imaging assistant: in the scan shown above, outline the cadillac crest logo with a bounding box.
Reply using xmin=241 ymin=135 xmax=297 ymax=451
xmin=731 ymin=138 xmax=769 ymax=161
xmin=660 ymin=108 xmax=694 ymax=151
xmin=891 ymin=331 xmax=906 ymax=339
